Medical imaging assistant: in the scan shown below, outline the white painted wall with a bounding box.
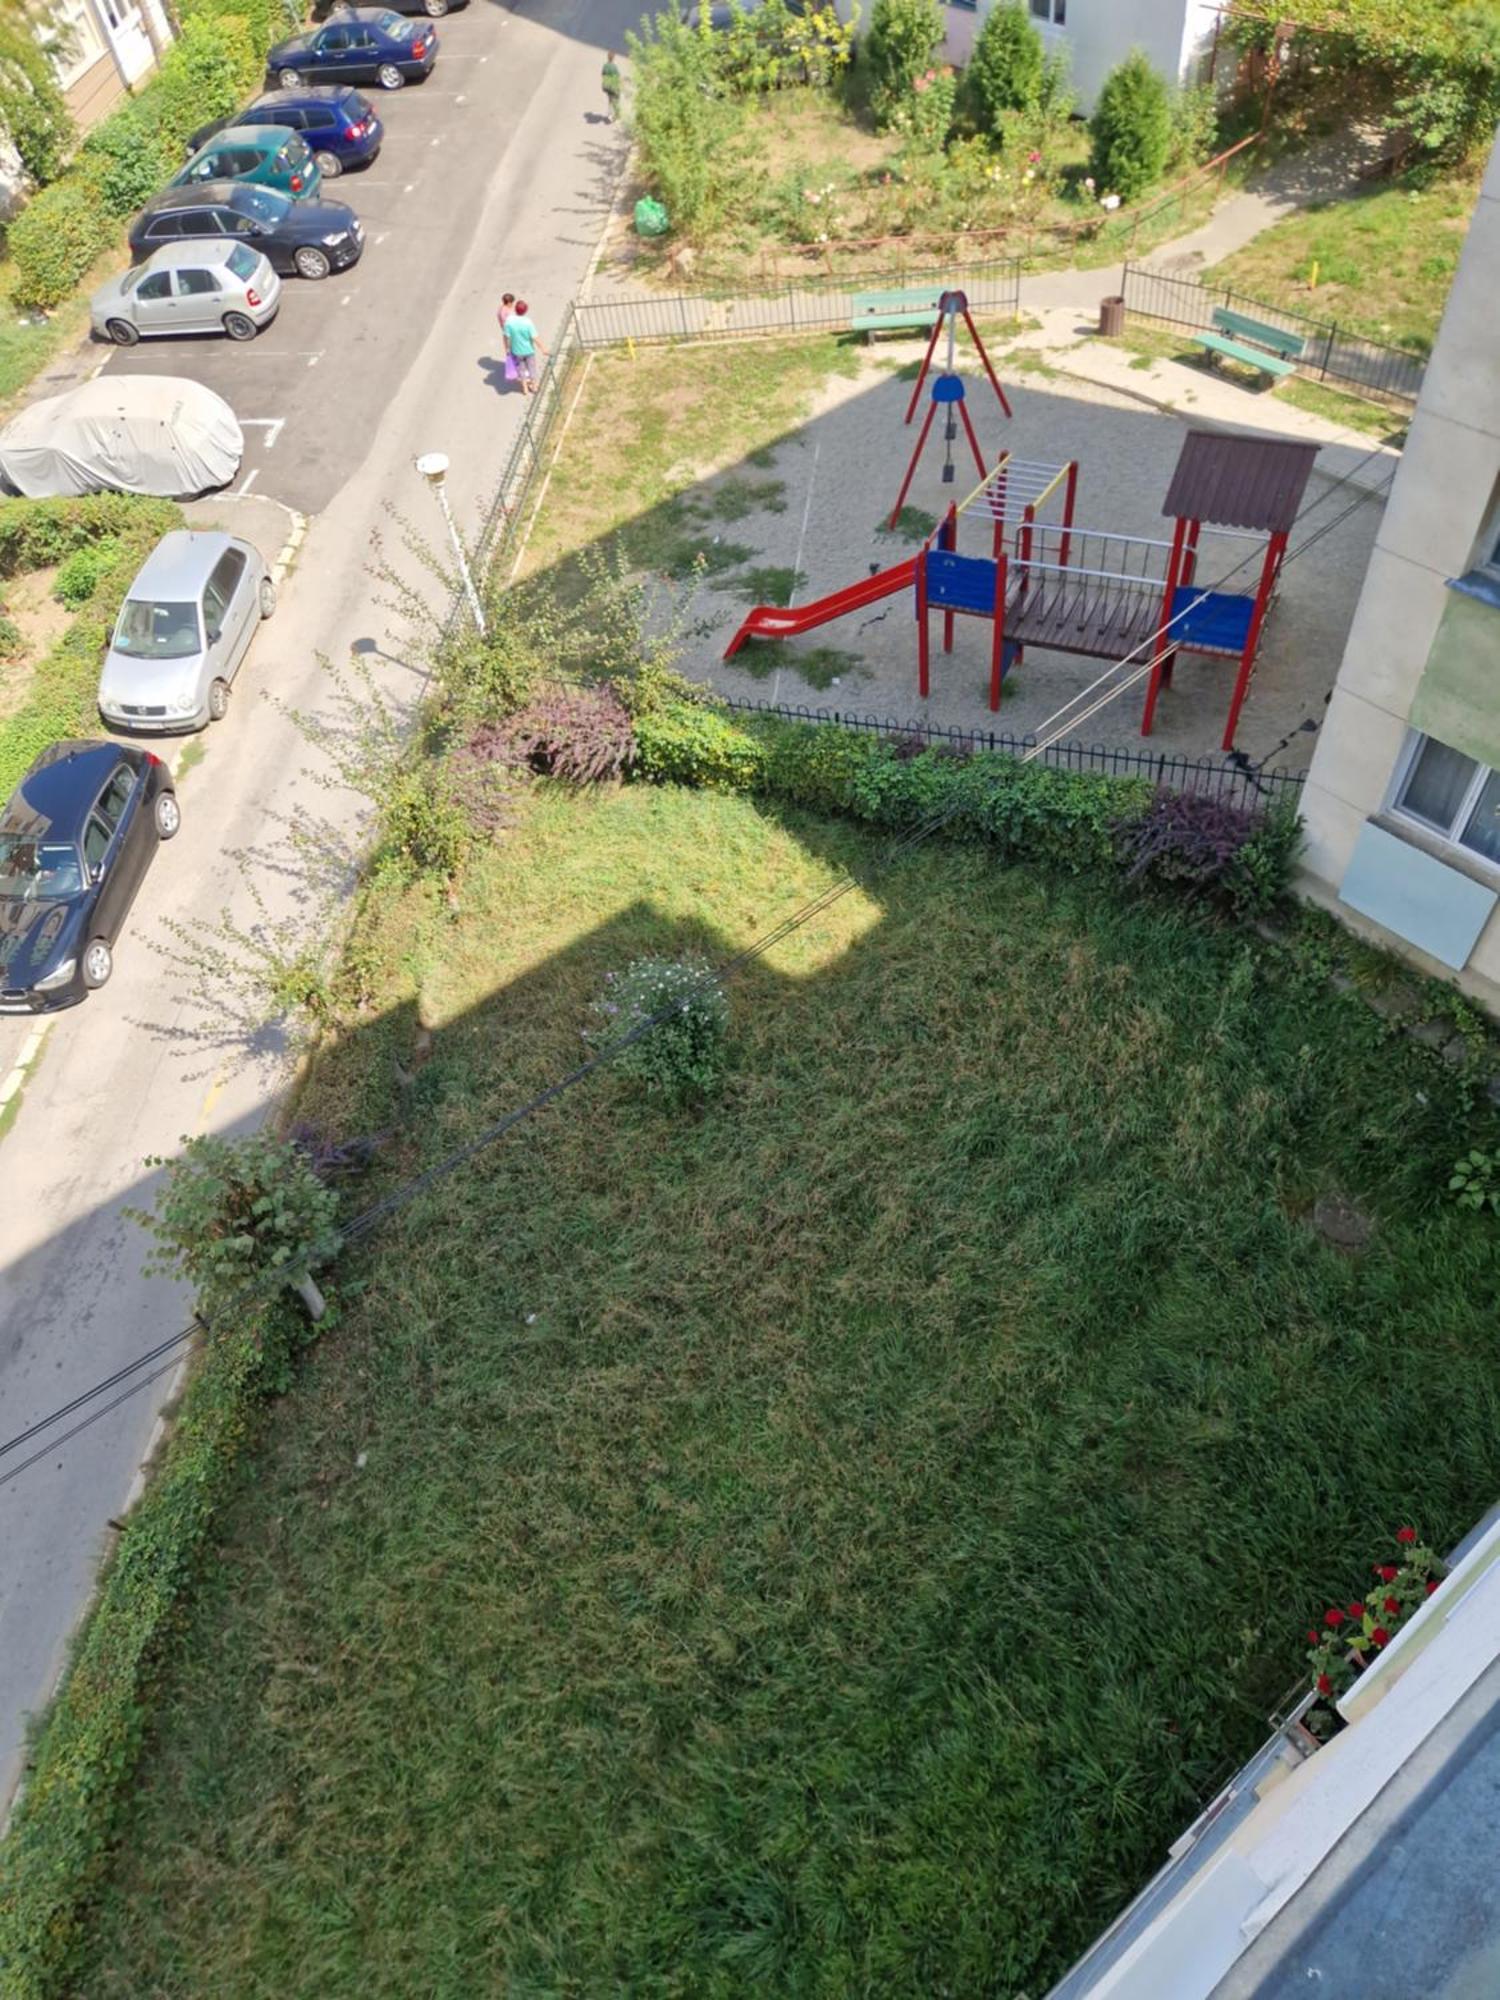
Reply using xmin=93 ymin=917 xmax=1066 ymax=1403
xmin=1298 ymin=128 xmax=1500 ymax=1014
xmin=943 ymin=0 xmax=1217 ymax=113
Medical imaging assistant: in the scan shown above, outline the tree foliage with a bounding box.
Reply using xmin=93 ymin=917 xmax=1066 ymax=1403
xmin=968 ymin=1 xmax=1045 ymax=132
xmin=862 ymin=0 xmax=945 ymax=129
xmin=0 ymin=3 xmax=72 ymax=187
xmin=1089 ymin=48 xmax=1172 ymax=202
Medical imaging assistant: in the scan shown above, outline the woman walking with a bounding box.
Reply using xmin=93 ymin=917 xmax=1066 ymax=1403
xmin=504 ymin=300 xmax=546 ymax=394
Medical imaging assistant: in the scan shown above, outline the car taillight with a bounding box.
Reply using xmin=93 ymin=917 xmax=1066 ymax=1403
xmin=291 ymin=174 xmax=304 ymax=191
xmin=412 ymin=39 xmax=427 ymax=56
xmin=348 ymin=119 xmax=366 ymax=137
xmin=247 ymin=288 xmax=262 ymax=306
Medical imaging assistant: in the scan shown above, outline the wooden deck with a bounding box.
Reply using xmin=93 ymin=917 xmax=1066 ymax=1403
xmin=1003 ymin=576 xmax=1164 ymax=662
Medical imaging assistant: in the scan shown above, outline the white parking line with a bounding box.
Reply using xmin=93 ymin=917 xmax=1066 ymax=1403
xmin=234 ymin=467 xmax=261 ymax=497
xmin=306 ymin=353 xmax=321 ymax=368
xmin=403 ymin=181 xmax=415 ymax=192
xmin=340 ymin=294 xmax=352 ymax=306
xmin=0 ymin=1023 xmax=49 ymax=1116
xmin=374 ymin=232 xmax=389 ymax=245
xmin=240 ymin=417 xmax=286 ymax=449
xmin=429 ymin=136 xmax=442 ymax=147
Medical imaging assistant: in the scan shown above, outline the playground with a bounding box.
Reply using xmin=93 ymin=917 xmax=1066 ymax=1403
xmin=525 ymin=309 xmax=1390 ymax=770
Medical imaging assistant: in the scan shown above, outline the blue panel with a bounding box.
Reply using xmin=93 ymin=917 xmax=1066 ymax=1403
xmin=1170 ymin=586 xmax=1256 ymax=657
xmin=926 ymin=549 xmax=998 ymax=615
xmin=932 ymin=375 xmax=966 ymax=403
xmin=1338 ymin=821 xmax=1497 ymax=970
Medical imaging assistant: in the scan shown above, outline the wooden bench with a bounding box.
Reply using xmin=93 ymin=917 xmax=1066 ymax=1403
xmin=851 ymin=287 xmax=945 ymax=340
xmin=1191 ymin=306 xmax=1304 ymax=383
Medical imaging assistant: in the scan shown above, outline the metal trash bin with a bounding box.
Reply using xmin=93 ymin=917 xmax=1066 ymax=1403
xmin=1099 ymin=295 xmax=1126 ymax=337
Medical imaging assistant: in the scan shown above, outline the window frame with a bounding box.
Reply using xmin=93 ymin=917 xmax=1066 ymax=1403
xmin=1029 ymin=0 xmax=1065 ymax=20
xmin=1388 ymin=731 xmax=1500 ymax=873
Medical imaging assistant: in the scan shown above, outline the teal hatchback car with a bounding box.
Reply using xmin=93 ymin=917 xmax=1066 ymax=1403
xmin=171 ymin=124 xmax=322 ymax=201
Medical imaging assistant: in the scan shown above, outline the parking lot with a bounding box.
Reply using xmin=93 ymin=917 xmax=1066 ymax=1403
xmin=99 ymin=10 xmax=549 ymax=517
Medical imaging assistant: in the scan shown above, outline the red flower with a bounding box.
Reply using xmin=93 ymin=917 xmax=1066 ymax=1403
xmin=1397 ymin=1527 xmax=1417 ymax=1545
xmin=1383 ymin=1596 xmax=1401 ymax=1615
xmin=1347 ymin=1602 xmax=1366 ymax=1620
xmin=1324 ymin=1607 xmax=1345 ymax=1628
xmin=1427 ymin=1578 xmax=1440 ymax=1596
xmin=1307 ymin=1629 xmax=1320 ymax=1644
xmin=1372 ymin=1627 xmax=1391 ymax=1647
xmin=1317 ymin=1673 xmax=1333 ymax=1696
xmin=1376 ymin=1564 xmax=1398 ymax=1583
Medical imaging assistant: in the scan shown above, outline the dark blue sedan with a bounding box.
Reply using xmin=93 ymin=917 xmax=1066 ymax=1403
xmin=266 ymin=10 xmax=439 ymax=91
xmin=0 ymin=743 xmax=179 ymax=1013
xmin=187 ymin=87 xmax=383 ymax=179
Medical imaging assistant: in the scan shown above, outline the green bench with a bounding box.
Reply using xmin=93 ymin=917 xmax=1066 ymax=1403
xmin=851 ymin=287 xmax=945 ymax=340
xmin=1191 ymin=306 xmax=1304 ymax=383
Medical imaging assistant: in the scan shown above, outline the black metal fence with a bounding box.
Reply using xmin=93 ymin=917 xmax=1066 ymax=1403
xmin=715 ymin=694 xmax=1306 ymax=808
xmin=573 ymin=261 xmax=1024 ymax=349
xmin=1121 ymin=261 xmax=1424 ymax=408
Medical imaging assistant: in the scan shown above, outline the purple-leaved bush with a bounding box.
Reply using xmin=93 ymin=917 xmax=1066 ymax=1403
xmin=1115 ymin=786 xmax=1263 ymax=898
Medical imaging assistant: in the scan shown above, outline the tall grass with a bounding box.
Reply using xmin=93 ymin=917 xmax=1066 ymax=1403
xmin=73 ymin=784 xmax=1500 ymax=1998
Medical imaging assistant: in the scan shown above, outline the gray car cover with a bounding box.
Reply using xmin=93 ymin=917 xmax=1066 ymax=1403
xmin=0 ymin=376 xmax=243 ymax=498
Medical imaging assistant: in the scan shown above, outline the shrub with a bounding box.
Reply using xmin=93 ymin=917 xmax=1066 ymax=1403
xmin=53 ymin=538 xmax=122 ymax=609
xmin=79 ymin=110 xmax=176 ymax=219
xmin=133 ymin=1129 xmax=341 ymax=1318
xmin=628 ymin=13 xmax=744 ymax=239
xmin=0 ymin=613 xmax=22 ymax=661
xmin=9 ymin=176 xmax=114 ymax=310
xmin=969 ymin=2 xmax=1045 ymax=131
xmin=863 ymin=0 xmax=945 ymax=128
xmin=633 ymin=699 xmax=768 ymax=790
xmin=378 ymin=760 xmax=473 ymax=881
xmin=886 ymin=63 xmax=958 ymax=148
xmin=1449 ymin=1147 xmax=1500 ymax=1214
xmin=151 ymin=12 xmax=262 ymax=151
xmin=1089 ymin=48 xmax=1172 ymax=202
xmin=0 ymin=22 xmax=73 ymax=185
xmin=1114 ymin=785 xmax=1296 ymax=917
xmin=0 ymin=493 xmax=176 ymax=578
xmin=1167 ymin=80 xmax=1218 ymax=173
xmin=589 ymin=953 xmax=730 ymax=1106
xmin=486 ymin=683 xmax=638 ymax=785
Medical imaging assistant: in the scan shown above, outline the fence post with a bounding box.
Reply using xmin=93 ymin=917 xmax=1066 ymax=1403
xmin=1321 ymin=323 xmax=1339 ymax=381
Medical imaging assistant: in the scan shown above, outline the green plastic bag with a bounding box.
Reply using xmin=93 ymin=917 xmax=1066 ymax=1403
xmin=634 ymin=196 xmax=670 ymax=238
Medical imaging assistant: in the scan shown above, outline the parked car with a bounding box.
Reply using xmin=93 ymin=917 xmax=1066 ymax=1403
xmin=128 ymin=182 xmax=363 ymax=283
xmin=170 ymin=123 xmax=321 ymax=201
xmin=0 ymin=378 xmax=241 ymax=498
xmin=91 ymin=240 xmax=280 ymax=347
xmin=98 ymin=531 xmax=276 ymax=734
xmin=322 ymin=0 xmax=465 ymax=18
xmin=0 ymin=743 xmax=179 ymax=1011
xmin=266 ymin=10 xmax=439 ymax=89
xmin=186 ymin=87 xmax=382 ymax=178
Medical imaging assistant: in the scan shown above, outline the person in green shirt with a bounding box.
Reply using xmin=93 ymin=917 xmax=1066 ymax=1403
xmin=601 ymin=51 xmax=622 ymax=123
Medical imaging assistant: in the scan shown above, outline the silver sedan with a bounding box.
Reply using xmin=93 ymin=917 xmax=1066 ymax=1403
xmin=91 ymin=240 xmax=282 ymax=346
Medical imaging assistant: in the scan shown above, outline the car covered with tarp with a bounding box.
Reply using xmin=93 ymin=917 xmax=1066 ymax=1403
xmin=0 ymin=377 xmax=243 ymax=498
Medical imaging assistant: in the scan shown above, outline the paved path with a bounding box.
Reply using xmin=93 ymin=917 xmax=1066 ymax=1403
xmin=0 ymin=0 xmax=642 ymax=1815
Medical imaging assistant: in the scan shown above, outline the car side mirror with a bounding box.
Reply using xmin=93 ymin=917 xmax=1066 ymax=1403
xmin=207 ymin=627 xmax=222 ymax=645
xmin=90 ymin=863 xmax=105 ymax=885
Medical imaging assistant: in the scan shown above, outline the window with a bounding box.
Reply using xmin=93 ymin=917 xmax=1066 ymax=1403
xmin=145 ymin=215 xmax=183 ymax=240
xmin=136 ymin=272 xmax=172 ymax=301
xmin=1392 ymin=735 xmax=1500 ymax=868
xmin=209 ymin=209 xmax=252 ymax=237
xmin=319 ymin=26 xmax=351 ymax=49
xmin=96 ymin=769 xmax=135 ymax=832
xmin=177 ymin=267 xmax=222 ymax=295
xmin=1030 ymin=0 xmax=1065 ymax=20
xmin=208 ymin=550 xmax=246 ymax=610
xmin=227 ymin=245 xmax=260 ymax=280
xmin=82 ymin=817 xmax=111 ymax=875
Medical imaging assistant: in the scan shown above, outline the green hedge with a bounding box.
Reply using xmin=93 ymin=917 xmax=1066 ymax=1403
xmin=11 ymin=5 xmax=274 ymax=308
xmin=633 ymin=697 xmax=1300 ymax=913
xmin=0 ymin=1307 xmax=300 ymax=1999
xmin=0 ymin=496 xmax=182 ymax=797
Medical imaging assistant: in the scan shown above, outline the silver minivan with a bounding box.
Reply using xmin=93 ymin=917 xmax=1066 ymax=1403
xmin=98 ymin=532 xmax=277 ymax=732
xmin=90 ymin=240 xmax=282 ymax=346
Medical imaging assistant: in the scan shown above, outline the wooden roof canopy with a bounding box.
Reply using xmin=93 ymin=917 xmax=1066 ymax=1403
xmin=1162 ymin=430 xmax=1319 ymax=534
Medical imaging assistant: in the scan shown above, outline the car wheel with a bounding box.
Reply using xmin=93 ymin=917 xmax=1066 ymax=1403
xmin=259 ymin=575 xmax=278 ymax=619
xmin=276 ymin=67 xmax=302 ymax=87
xmin=314 ymin=149 xmax=342 ymax=177
xmin=154 ymin=791 xmax=181 ymax=840
xmin=207 ymin=678 xmax=231 ymax=722
xmin=82 ymin=939 xmax=113 ymax=991
xmin=105 ymin=317 xmax=139 ymax=347
xmin=377 ymin=62 xmax=405 ymax=89
xmin=223 ymin=310 xmax=258 ymax=341
xmin=293 ymin=244 xmax=332 ymax=280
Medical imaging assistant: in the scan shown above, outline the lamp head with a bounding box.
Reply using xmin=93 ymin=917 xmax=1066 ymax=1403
xmin=414 ymin=452 xmax=450 ymax=487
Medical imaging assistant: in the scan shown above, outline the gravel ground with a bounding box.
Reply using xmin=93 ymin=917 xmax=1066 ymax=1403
xmin=677 ymin=347 xmax=1385 ymax=774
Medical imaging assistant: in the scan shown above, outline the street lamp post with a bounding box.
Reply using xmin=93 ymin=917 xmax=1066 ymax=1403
xmin=414 ymin=451 xmax=486 ymax=637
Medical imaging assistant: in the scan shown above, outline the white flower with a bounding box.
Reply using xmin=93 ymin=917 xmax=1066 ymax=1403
xmin=1023 ymin=169 xmax=1034 ymax=183
xmin=1100 ymin=192 xmax=1121 ymax=211
xmin=1083 ymin=175 xmax=1095 ymax=190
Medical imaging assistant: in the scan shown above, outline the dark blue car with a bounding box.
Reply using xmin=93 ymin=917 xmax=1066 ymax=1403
xmin=187 ymin=87 xmax=383 ymax=179
xmin=266 ymin=9 xmax=439 ymax=91
xmin=0 ymin=743 xmax=179 ymax=1013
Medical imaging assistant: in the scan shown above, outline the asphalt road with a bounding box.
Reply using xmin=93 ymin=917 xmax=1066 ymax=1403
xmin=0 ymin=0 xmax=641 ymax=1811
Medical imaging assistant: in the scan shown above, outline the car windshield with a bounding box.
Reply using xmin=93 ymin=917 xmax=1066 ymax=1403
xmin=0 ymin=836 xmax=82 ymax=901
xmin=235 ymin=186 xmax=289 ymax=224
xmin=113 ymin=597 xmax=201 ymax=660
xmin=227 ymin=244 xmax=259 ymax=280
xmin=377 ymin=12 xmax=414 ymax=35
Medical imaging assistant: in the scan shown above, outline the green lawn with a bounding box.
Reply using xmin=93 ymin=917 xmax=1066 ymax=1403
xmin=71 ymin=781 xmax=1500 ymax=1997
xmin=1205 ymin=164 xmax=1482 ymax=360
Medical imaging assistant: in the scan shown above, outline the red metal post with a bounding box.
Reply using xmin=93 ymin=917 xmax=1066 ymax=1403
xmin=904 ymin=309 xmax=947 ymax=426
xmin=962 ymin=307 xmax=1013 ymax=419
xmin=1140 ymin=514 xmax=1190 ymax=738
xmin=989 ymin=552 xmax=1007 ymax=711
xmin=1221 ymin=531 xmax=1286 ymax=751
xmin=1060 ymin=460 xmax=1079 ymax=571
xmin=917 ymin=547 xmax=930 ymax=699
xmin=956 ymin=395 xmax=987 ymax=484
xmin=889 ymin=397 xmax=939 ymax=529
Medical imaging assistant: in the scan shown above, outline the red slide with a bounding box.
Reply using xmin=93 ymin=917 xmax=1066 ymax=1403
xmin=723 ymin=557 xmax=917 ymax=660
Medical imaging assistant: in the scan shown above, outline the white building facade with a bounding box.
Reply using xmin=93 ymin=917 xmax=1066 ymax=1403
xmin=941 ymin=0 xmax=1222 ymax=113
xmin=1297 ymin=128 xmax=1500 ymax=1016
xmin=40 ymin=0 xmax=173 ymax=134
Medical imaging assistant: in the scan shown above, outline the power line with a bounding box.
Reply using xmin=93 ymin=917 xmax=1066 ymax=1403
xmin=0 ymin=438 xmax=1396 ymax=1489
